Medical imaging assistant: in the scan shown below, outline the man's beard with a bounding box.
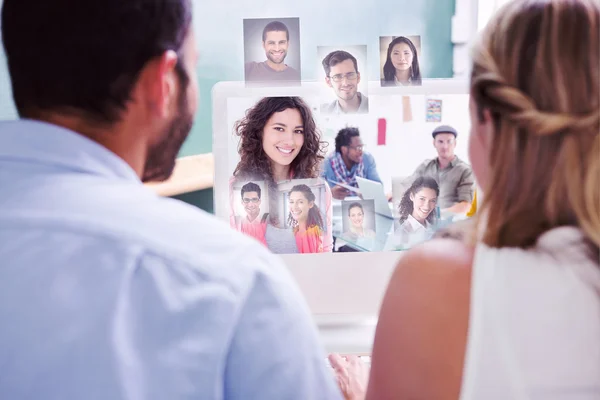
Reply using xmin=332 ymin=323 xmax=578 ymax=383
xmin=266 ymin=50 xmax=286 ymax=64
xmin=141 ymin=81 xmax=194 ymax=183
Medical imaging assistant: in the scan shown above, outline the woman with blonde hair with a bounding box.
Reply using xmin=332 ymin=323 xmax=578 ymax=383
xmin=330 ymin=0 xmax=600 ymax=398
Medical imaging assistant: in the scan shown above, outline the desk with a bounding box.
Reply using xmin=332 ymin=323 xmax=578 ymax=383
xmin=314 ymin=314 xmax=377 ymax=354
xmin=144 ymin=153 xmax=214 ymax=196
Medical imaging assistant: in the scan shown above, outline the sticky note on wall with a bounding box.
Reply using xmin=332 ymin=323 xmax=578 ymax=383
xmin=426 ymin=98 xmax=442 ymax=122
xmin=402 ymin=96 xmax=413 ymax=122
xmin=377 ymin=118 xmax=387 ymax=146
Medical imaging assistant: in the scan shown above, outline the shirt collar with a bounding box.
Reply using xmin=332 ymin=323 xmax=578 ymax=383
xmin=436 ymin=156 xmax=459 ymax=169
xmin=394 ymin=76 xmax=412 ymax=86
xmin=334 ymin=92 xmax=365 ymax=114
xmin=0 ymin=119 xmax=141 ymax=184
xmin=407 ymin=214 xmax=429 ymax=231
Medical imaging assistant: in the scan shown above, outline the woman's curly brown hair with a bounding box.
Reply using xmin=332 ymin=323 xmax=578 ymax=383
xmin=232 ymin=96 xmax=327 ymax=187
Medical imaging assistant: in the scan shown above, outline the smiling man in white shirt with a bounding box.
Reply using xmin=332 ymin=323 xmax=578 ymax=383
xmin=0 ymin=1 xmax=342 ymax=399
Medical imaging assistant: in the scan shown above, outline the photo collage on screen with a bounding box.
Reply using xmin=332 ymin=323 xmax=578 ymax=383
xmin=226 ymin=17 xmax=475 ymax=255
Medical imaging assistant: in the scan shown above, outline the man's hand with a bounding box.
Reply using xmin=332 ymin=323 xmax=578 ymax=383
xmin=331 ymin=185 xmax=349 ymax=200
xmin=328 ymin=354 xmax=369 ymax=400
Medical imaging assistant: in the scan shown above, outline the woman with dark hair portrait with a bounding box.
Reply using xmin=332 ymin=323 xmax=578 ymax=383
xmin=230 ymin=96 xmax=333 ymax=253
xmin=381 ymin=36 xmax=422 ymax=86
xmin=287 ymin=184 xmax=326 ymax=253
xmin=396 ymin=176 xmax=439 ymax=235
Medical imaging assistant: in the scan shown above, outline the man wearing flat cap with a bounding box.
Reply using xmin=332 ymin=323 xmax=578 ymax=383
xmin=410 ymin=125 xmax=475 ymax=214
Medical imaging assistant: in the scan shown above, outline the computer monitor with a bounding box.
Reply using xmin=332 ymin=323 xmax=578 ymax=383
xmin=213 ymin=79 xmax=473 ymax=336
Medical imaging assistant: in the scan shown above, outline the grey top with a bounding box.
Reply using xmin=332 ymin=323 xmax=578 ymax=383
xmin=320 ymin=92 xmax=369 ymax=115
xmin=245 ymin=61 xmax=300 ymax=84
xmin=265 ymin=223 xmax=299 ymax=254
xmin=412 ymin=156 xmax=475 ymax=209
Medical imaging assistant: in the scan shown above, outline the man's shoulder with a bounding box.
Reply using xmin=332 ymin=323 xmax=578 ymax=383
xmin=244 ymin=61 xmax=264 ymax=76
xmin=245 ymin=60 xmax=262 ymax=69
xmin=324 ymin=151 xmax=336 ymax=162
xmin=285 ymin=64 xmax=300 ymax=74
xmin=362 ymin=151 xmax=376 ymax=163
xmin=453 ymin=157 xmax=473 ymax=171
xmin=62 ymin=185 xmax=282 ymax=285
xmin=121 ymin=195 xmax=293 ymax=294
xmin=126 ymin=194 xmax=270 ymax=255
xmin=320 ymin=101 xmax=336 ymax=114
xmin=416 ymin=158 xmax=436 ymax=170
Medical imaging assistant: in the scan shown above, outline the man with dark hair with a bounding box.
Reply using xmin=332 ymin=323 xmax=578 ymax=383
xmin=320 ymin=50 xmax=369 ymax=115
xmin=238 ymin=182 xmax=269 ymax=225
xmin=244 ymin=20 xmax=300 ymax=84
xmin=0 ymin=1 xmax=342 ymax=399
xmin=411 ymin=125 xmax=475 ymax=213
xmin=230 ymin=181 xmax=270 ymax=246
xmin=322 ymin=127 xmax=381 ymax=200
xmin=240 ymin=182 xmax=263 ymax=222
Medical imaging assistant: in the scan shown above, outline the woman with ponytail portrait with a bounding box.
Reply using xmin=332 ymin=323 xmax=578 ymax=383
xmin=287 ymin=184 xmax=327 ymax=253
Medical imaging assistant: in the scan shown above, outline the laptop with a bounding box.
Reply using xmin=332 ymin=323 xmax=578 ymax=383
xmin=356 ymin=177 xmax=393 ymax=219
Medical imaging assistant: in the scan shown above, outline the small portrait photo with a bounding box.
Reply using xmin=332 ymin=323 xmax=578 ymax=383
xmin=379 ymin=35 xmax=422 ymax=86
xmin=243 ymin=17 xmax=301 ymax=86
xmin=393 ymin=175 xmax=440 ymax=237
xmin=229 ymin=180 xmax=270 ymax=247
xmin=341 ymin=199 xmax=376 ymax=239
xmin=227 ymin=95 xmax=324 ymax=180
xmin=317 ymin=45 xmax=369 ymax=116
xmin=276 ymin=179 xmax=328 ymax=231
xmin=231 ymin=180 xmax=270 ymax=228
xmin=272 ymin=178 xmax=331 ymax=253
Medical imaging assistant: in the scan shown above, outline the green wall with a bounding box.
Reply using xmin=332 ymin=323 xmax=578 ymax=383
xmin=0 ymin=0 xmax=457 ymax=213
xmin=181 ymin=0 xmax=457 ymax=158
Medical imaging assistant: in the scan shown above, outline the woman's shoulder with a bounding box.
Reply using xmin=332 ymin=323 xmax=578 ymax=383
xmin=367 ymin=238 xmax=473 ymax=398
xmin=396 ymin=238 xmax=474 ymax=282
xmin=387 ymin=221 xmax=475 ymax=321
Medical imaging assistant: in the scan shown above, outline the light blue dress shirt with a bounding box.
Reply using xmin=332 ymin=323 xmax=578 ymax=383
xmin=321 ymin=151 xmax=382 ymax=188
xmin=0 ymin=119 xmax=342 ymax=400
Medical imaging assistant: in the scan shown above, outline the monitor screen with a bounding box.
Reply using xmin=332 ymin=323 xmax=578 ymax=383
xmin=213 ymin=79 xmax=476 ymax=257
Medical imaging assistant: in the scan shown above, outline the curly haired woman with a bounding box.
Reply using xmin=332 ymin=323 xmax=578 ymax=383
xmin=229 ymin=96 xmax=333 ymax=253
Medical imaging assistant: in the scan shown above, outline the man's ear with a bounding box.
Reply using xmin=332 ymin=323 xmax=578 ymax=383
xmin=325 ymin=76 xmax=333 ymax=88
xmin=141 ymin=50 xmax=179 ymax=118
xmin=356 ymin=71 xmax=361 ymax=84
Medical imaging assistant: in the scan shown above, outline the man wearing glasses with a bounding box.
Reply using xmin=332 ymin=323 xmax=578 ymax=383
xmin=231 ymin=182 xmax=270 ymax=246
xmin=322 ymin=127 xmax=381 ymax=200
xmin=239 ymin=182 xmax=269 ymax=225
xmin=320 ymin=50 xmax=369 ymax=115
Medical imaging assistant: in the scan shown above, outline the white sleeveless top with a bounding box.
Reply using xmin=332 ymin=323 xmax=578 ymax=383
xmin=460 ymin=227 xmax=600 ymax=400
